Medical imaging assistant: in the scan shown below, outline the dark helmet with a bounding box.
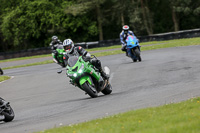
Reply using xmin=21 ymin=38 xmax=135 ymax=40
xmin=52 ymin=36 xmax=58 ymax=43
xmin=63 ymin=39 xmax=74 ymax=53
xmin=122 ymin=25 xmax=129 ymax=34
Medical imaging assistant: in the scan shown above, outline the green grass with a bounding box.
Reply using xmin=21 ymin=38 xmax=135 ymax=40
xmin=0 ymin=76 xmax=11 ymax=82
xmin=87 ymin=45 xmax=120 ymax=52
xmin=3 ymin=60 xmax=53 ymax=70
xmin=39 ymin=97 xmax=200 ymax=133
xmin=0 ymin=54 xmax=51 ymax=63
xmin=1 ymin=37 xmax=200 ymax=70
xmin=91 ymin=37 xmax=200 ymax=57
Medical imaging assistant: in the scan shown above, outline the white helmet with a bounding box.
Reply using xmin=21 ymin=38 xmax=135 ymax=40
xmin=63 ymin=39 xmax=74 ymax=53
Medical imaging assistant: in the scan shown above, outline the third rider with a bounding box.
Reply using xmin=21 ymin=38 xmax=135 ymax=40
xmin=120 ymin=25 xmax=138 ymax=56
xmin=50 ymin=36 xmax=62 ymax=63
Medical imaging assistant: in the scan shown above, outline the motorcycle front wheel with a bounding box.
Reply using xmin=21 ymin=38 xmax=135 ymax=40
xmin=82 ymin=82 xmax=98 ymax=98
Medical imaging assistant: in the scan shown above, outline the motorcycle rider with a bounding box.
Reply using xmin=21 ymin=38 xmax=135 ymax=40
xmin=50 ymin=36 xmax=62 ymax=63
xmin=120 ymin=25 xmax=137 ymax=55
xmin=62 ymin=39 xmax=109 ymax=80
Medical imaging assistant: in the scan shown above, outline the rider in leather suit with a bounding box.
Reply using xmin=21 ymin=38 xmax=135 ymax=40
xmin=62 ymin=39 xmax=109 ymax=80
xmin=49 ymin=36 xmax=62 ymax=63
xmin=120 ymin=25 xmax=137 ymax=55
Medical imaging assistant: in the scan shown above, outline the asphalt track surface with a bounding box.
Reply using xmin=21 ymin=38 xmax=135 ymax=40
xmin=1 ymin=45 xmax=200 ymax=133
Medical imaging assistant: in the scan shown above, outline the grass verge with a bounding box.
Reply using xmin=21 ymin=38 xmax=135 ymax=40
xmin=3 ymin=60 xmax=53 ymax=70
xmin=92 ymin=37 xmax=200 ymax=57
xmin=1 ymin=37 xmax=200 ymax=70
xmin=0 ymin=54 xmax=51 ymax=63
xmin=0 ymin=76 xmax=11 ymax=82
xmin=39 ymin=97 xmax=200 ymax=133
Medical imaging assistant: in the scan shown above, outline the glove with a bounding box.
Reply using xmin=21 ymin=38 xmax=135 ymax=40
xmin=83 ymin=56 xmax=90 ymax=62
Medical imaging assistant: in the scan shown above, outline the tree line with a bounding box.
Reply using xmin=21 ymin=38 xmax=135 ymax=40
xmin=0 ymin=0 xmax=199 ymax=52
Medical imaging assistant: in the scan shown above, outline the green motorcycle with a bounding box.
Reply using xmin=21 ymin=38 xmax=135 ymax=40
xmin=59 ymin=55 xmax=112 ymax=98
xmin=52 ymin=45 xmax=66 ymax=67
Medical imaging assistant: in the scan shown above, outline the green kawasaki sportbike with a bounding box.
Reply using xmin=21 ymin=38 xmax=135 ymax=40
xmin=52 ymin=45 xmax=66 ymax=67
xmin=62 ymin=55 xmax=112 ymax=98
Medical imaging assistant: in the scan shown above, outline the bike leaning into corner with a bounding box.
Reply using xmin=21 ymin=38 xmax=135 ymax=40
xmin=126 ymin=35 xmax=142 ymax=62
xmin=0 ymin=97 xmax=14 ymax=122
xmin=59 ymin=55 xmax=112 ymax=98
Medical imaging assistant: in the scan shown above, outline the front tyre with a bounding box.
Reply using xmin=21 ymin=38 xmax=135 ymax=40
xmin=134 ymin=48 xmax=142 ymax=62
xmin=82 ymin=82 xmax=98 ymax=98
xmin=102 ymin=83 xmax=112 ymax=95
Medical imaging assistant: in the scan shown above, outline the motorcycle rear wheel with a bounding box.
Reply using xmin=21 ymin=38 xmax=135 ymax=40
xmin=101 ymin=83 xmax=112 ymax=95
xmin=82 ymin=82 xmax=98 ymax=98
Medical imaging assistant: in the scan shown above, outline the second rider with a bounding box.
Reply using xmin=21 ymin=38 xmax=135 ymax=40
xmin=62 ymin=39 xmax=109 ymax=80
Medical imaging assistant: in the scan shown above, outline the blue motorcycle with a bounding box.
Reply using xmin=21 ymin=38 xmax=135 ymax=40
xmin=126 ymin=35 xmax=142 ymax=62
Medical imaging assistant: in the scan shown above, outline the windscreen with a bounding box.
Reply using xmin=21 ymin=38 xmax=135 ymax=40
xmin=126 ymin=35 xmax=137 ymax=46
xmin=57 ymin=45 xmax=64 ymax=49
xmin=67 ymin=56 xmax=79 ymax=67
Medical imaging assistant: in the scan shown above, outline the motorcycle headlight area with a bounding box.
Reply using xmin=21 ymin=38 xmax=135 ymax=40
xmin=73 ymin=73 xmax=77 ymax=77
xmin=78 ymin=64 xmax=84 ymax=74
xmin=67 ymin=73 xmax=73 ymax=77
xmin=67 ymin=73 xmax=77 ymax=78
xmin=69 ymin=64 xmax=84 ymax=77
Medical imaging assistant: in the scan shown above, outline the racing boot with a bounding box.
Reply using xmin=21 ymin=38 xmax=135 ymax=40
xmin=53 ymin=58 xmax=58 ymax=64
xmin=97 ymin=75 xmax=106 ymax=92
xmin=122 ymin=45 xmax=128 ymax=56
xmin=53 ymin=51 xmax=59 ymax=64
